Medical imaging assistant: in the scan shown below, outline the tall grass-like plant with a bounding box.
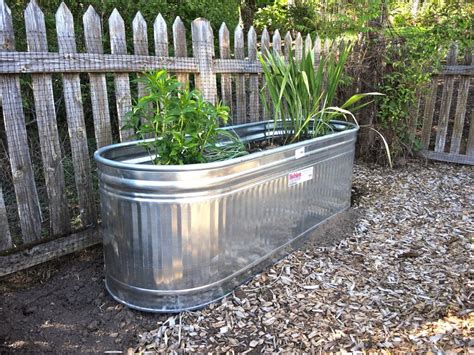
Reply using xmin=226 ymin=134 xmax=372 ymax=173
xmin=124 ymin=70 xmax=247 ymax=165
xmin=259 ymin=42 xmax=380 ymax=143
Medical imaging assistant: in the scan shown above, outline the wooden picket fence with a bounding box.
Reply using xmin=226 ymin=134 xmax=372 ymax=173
xmin=0 ymin=0 xmax=334 ymax=275
xmin=413 ymin=44 xmax=473 ymax=164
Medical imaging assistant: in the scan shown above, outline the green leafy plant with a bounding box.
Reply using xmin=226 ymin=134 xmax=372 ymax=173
xmin=259 ymin=42 xmax=381 ymax=143
xmin=123 ymin=70 xmax=247 ymax=165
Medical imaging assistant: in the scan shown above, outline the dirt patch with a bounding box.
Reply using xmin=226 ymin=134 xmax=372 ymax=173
xmin=0 ymin=211 xmax=358 ymax=353
xmin=0 ymin=246 xmax=167 ymax=353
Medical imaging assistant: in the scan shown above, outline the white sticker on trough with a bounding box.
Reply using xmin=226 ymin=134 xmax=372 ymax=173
xmin=295 ymin=147 xmax=305 ymax=159
xmin=288 ymin=167 xmax=314 ymax=187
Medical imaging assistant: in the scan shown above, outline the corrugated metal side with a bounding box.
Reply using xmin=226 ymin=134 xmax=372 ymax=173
xmin=97 ymin=122 xmax=357 ymax=312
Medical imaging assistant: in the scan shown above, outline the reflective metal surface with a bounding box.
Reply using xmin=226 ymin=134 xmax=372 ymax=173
xmin=95 ymin=120 xmax=358 ymax=312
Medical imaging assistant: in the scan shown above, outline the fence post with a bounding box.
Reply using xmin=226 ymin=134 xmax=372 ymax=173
xmin=192 ymin=18 xmax=217 ymax=104
xmin=109 ymin=9 xmax=133 ymax=141
xmin=0 ymin=185 xmax=11 ymax=251
xmin=25 ymin=0 xmax=71 ymax=236
xmin=435 ymin=43 xmax=457 ymax=152
xmin=56 ymin=3 xmax=97 ymax=226
xmin=84 ymin=5 xmax=112 ymax=148
xmin=0 ymin=0 xmax=42 ymax=242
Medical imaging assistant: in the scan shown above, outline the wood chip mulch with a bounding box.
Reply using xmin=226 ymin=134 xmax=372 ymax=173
xmin=135 ymin=161 xmax=473 ymax=353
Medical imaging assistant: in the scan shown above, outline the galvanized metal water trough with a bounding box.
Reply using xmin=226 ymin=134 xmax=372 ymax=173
xmin=94 ymin=120 xmax=358 ymax=312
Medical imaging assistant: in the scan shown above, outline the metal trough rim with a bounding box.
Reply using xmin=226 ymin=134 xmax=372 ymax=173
xmin=94 ymin=119 xmax=358 ymax=171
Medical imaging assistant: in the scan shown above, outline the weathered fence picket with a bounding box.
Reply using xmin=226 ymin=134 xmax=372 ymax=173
xmin=191 ymin=18 xmax=216 ymax=104
xmin=25 ymin=1 xmax=70 ymax=236
xmin=172 ymin=17 xmax=188 ymax=85
xmin=261 ymin=27 xmax=271 ymax=120
xmin=434 ymin=44 xmax=457 ymax=153
xmin=234 ymin=25 xmax=246 ymax=124
xmin=248 ymin=26 xmax=259 ymax=122
xmin=305 ymin=34 xmax=312 ymax=55
xmin=132 ymin=12 xmax=149 ymax=101
xmin=109 ymin=9 xmax=133 ymax=141
xmin=84 ymin=6 xmax=112 ymax=148
xmin=314 ymin=37 xmax=321 ymax=66
xmin=450 ymin=49 xmax=472 ymax=154
xmin=284 ymin=31 xmax=292 ymax=61
xmin=56 ymin=3 xmax=96 ymax=226
xmin=218 ymin=23 xmax=233 ymax=116
xmin=420 ymin=80 xmax=438 ymax=148
xmin=272 ymin=30 xmax=282 ymax=56
xmin=295 ymin=33 xmax=303 ymax=62
xmin=154 ymin=14 xmax=168 ymax=58
xmin=0 ymin=0 xmax=42 ymax=242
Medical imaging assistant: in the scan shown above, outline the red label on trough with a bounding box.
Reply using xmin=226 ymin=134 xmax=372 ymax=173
xmin=288 ymin=167 xmax=314 ymax=187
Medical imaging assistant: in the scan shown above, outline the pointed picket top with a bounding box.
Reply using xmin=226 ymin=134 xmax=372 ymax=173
xmin=133 ymin=11 xmax=148 ymax=56
xmin=173 ymin=18 xmax=186 ymax=57
xmin=154 ymin=13 xmax=168 ymax=56
xmin=109 ymin=9 xmax=125 ymax=37
xmin=207 ymin=21 xmax=215 ymax=57
xmin=261 ymin=26 xmax=270 ymax=56
xmin=323 ymin=38 xmax=330 ymax=55
xmin=24 ymin=0 xmax=47 ymax=51
xmin=109 ymin=8 xmax=124 ymax=29
xmin=234 ymin=24 xmax=244 ymax=48
xmin=56 ymin=2 xmax=77 ymax=53
xmin=331 ymin=38 xmax=338 ymax=55
xmin=109 ymin=8 xmax=126 ymax=53
xmin=248 ymin=26 xmax=257 ymax=59
xmin=218 ymin=22 xmax=229 ymax=57
xmin=133 ymin=11 xmax=147 ymax=38
xmin=339 ymin=38 xmax=345 ymax=53
xmin=314 ymin=36 xmax=321 ymax=61
xmin=83 ymin=5 xmax=103 ymax=53
xmin=0 ymin=0 xmax=15 ymax=51
xmin=304 ymin=33 xmax=312 ymax=54
xmin=272 ymin=29 xmax=282 ymax=56
xmin=295 ymin=32 xmax=303 ymax=61
xmin=284 ymin=31 xmax=292 ymax=60
xmin=173 ymin=16 xmax=187 ymax=55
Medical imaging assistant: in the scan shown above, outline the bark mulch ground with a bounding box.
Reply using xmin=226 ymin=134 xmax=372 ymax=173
xmin=0 ymin=160 xmax=472 ymax=353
